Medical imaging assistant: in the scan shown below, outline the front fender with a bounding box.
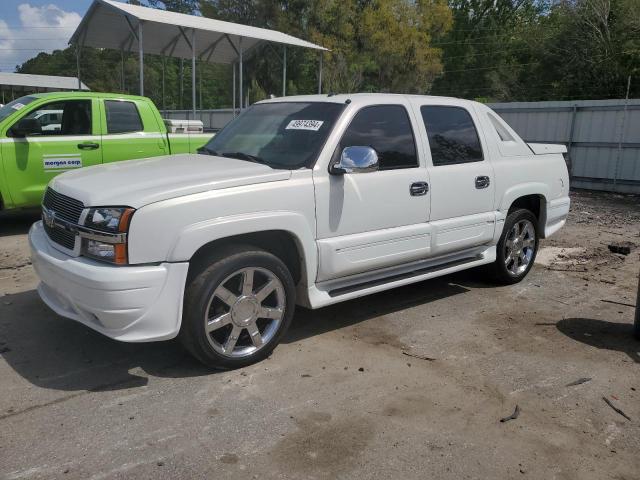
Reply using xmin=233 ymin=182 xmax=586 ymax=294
xmin=167 ymin=210 xmax=318 ymax=287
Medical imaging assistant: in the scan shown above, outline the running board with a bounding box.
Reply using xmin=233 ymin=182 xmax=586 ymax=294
xmin=328 ymin=255 xmax=482 ymax=298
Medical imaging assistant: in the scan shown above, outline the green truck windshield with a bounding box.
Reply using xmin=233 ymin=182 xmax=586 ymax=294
xmin=199 ymin=102 xmax=345 ymax=169
xmin=0 ymin=96 xmax=38 ymax=123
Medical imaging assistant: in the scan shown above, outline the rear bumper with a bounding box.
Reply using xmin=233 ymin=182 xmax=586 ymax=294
xmin=544 ymin=196 xmax=571 ymax=238
xmin=29 ymin=221 xmax=189 ymax=342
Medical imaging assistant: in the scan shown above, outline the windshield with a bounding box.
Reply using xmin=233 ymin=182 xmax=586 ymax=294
xmin=199 ymin=102 xmax=345 ymax=169
xmin=0 ymin=96 xmax=38 ymax=123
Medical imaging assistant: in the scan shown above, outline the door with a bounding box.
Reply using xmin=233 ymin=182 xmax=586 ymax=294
xmin=101 ymin=99 xmax=167 ymax=162
xmin=0 ymin=98 xmax=102 ymax=208
xmin=314 ymin=104 xmax=431 ymax=281
xmin=417 ymin=104 xmax=496 ymax=255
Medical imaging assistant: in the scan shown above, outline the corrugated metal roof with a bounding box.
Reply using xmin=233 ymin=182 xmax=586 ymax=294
xmin=0 ymin=72 xmax=89 ymax=91
xmin=70 ymin=0 xmax=327 ymax=64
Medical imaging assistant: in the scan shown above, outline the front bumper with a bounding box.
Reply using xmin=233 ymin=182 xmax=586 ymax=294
xmin=29 ymin=221 xmax=189 ymax=342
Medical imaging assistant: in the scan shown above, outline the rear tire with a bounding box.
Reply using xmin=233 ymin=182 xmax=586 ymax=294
xmin=180 ymin=245 xmax=296 ymax=369
xmin=486 ymin=209 xmax=539 ymax=285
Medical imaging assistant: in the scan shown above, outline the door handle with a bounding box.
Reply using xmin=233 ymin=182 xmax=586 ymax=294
xmin=410 ymin=181 xmax=429 ymax=196
xmin=475 ymin=176 xmax=490 ymax=189
xmin=77 ymin=142 xmax=99 ymax=150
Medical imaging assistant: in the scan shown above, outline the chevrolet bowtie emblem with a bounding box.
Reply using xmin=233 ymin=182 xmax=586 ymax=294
xmin=42 ymin=207 xmax=56 ymax=228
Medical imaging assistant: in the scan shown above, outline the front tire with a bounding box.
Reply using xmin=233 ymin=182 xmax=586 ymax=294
xmin=180 ymin=245 xmax=296 ymax=369
xmin=487 ymin=209 xmax=539 ymax=285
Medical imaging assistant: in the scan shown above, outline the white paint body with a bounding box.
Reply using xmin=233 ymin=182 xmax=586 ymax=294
xmin=29 ymin=94 xmax=570 ymax=342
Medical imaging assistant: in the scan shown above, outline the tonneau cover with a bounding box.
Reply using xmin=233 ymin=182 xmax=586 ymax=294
xmin=528 ymin=143 xmax=567 ymax=155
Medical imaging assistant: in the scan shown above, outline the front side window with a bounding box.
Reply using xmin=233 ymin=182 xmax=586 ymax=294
xmin=10 ymin=100 xmax=91 ymax=137
xmin=338 ymin=105 xmax=418 ymax=170
xmin=105 ymin=100 xmax=143 ymax=134
xmin=199 ymin=102 xmax=345 ymax=169
xmin=420 ymin=106 xmax=483 ymax=166
xmin=0 ymin=96 xmax=38 ymax=123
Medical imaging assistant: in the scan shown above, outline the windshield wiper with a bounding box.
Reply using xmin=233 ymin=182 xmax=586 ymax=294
xmin=197 ymin=146 xmax=219 ymax=156
xmin=221 ymin=151 xmax=268 ymax=165
xmin=198 ymin=148 xmax=274 ymax=167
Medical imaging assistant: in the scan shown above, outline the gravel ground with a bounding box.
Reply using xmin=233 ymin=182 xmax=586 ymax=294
xmin=0 ymin=190 xmax=639 ymax=480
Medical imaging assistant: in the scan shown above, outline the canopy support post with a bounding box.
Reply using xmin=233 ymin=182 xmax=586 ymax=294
xmin=138 ymin=21 xmax=144 ymax=96
xmin=75 ymin=25 xmax=88 ymax=91
xmin=76 ymin=45 xmax=81 ymax=90
xmin=161 ymin=56 xmax=166 ymax=111
xmin=232 ymin=62 xmax=236 ymax=117
xmin=191 ymin=28 xmax=196 ymax=116
xmin=121 ymin=49 xmax=125 ymax=92
xmin=239 ymin=37 xmax=244 ymax=111
xmin=282 ymin=45 xmax=287 ymax=97
xmin=180 ymin=58 xmax=184 ymax=110
xmin=318 ymin=51 xmax=323 ymax=94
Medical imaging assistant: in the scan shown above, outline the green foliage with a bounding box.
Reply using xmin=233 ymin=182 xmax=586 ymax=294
xmin=431 ymin=0 xmax=639 ymax=101
xmin=144 ymin=0 xmax=200 ymax=14
xmin=11 ymin=0 xmax=640 ymax=104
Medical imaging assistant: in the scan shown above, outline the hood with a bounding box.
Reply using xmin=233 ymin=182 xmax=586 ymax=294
xmin=50 ymin=154 xmax=292 ymax=208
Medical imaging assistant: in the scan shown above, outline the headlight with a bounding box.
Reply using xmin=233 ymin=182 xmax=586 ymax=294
xmin=85 ymin=207 xmax=133 ymax=233
xmin=81 ymin=207 xmax=134 ymax=265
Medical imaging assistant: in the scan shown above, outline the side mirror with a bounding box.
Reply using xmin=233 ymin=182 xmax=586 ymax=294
xmin=10 ymin=118 xmax=42 ymax=138
xmin=330 ymin=146 xmax=379 ymax=175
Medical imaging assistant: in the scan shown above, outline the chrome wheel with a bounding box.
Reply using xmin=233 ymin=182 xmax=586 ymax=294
xmin=504 ymin=219 xmax=536 ymax=276
xmin=204 ymin=267 xmax=285 ymax=358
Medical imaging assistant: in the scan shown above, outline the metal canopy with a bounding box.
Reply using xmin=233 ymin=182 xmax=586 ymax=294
xmin=0 ymin=72 xmax=89 ymax=92
xmin=69 ymin=0 xmax=327 ymax=114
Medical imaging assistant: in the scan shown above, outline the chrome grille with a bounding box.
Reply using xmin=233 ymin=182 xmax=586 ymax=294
xmin=42 ymin=188 xmax=84 ymax=250
xmin=43 ymin=222 xmax=76 ymax=250
xmin=42 ymin=188 xmax=84 ymax=224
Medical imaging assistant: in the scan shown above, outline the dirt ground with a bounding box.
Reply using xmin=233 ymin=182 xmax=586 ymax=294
xmin=0 ymin=190 xmax=639 ymax=480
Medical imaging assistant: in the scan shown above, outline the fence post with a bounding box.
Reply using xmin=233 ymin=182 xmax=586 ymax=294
xmin=566 ymin=104 xmax=577 ymax=179
xmin=614 ymin=76 xmax=631 ymax=190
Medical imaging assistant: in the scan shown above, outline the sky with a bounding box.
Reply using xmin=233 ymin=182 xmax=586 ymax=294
xmin=0 ymin=0 xmax=96 ymax=71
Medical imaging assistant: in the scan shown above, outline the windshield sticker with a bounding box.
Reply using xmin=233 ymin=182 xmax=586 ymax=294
xmin=43 ymin=154 xmax=83 ymax=171
xmin=285 ymin=120 xmax=324 ymax=131
xmin=11 ymin=103 xmax=25 ymax=110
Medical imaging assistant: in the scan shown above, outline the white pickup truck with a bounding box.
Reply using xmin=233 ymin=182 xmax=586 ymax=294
xmin=29 ymin=94 xmax=570 ymax=368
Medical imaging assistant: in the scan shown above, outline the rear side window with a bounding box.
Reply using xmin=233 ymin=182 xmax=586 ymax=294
xmin=420 ymin=106 xmax=483 ymax=166
xmin=105 ymin=100 xmax=143 ymax=134
xmin=339 ymin=105 xmax=418 ymax=170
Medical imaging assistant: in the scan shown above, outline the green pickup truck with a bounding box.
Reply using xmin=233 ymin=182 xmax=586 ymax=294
xmin=0 ymin=92 xmax=213 ymax=211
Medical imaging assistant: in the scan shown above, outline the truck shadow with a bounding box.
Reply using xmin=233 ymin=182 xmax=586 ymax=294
xmin=556 ymin=317 xmax=639 ymax=364
xmin=0 ymin=289 xmax=211 ymax=394
xmin=1 ymin=275 xmax=470 ymax=393
xmin=285 ymin=276 xmax=468 ymax=344
xmin=0 ymin=211 xmax=40 ymax=237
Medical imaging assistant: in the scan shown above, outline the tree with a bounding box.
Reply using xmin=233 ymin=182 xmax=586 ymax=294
xmin=143 ymin=0 xmax=199 ymax=14
xmin=359 ymin=0 xmax=452 ymax=92
xmin=12 ymin=0 xmax=638 ymax=103
xmin=430 ymin=0 xmax=545 ymax=101
xmin=528 ymin=0 xmax=640 ymax=100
